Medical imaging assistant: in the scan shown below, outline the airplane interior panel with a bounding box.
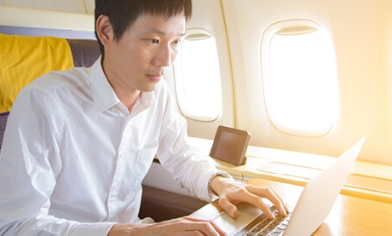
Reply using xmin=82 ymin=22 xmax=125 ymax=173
xmin=0 ymin=0 xmax=392 ymax=164
xmin=220 ymin=0 xmax=392 ymax=165
xmin=2 ymin=0 xmax=391 ymax=165
xmin=1 ymin=0 xmax=392 ymax=235
xmin=164 ymin=0 xmax=235 ymax=139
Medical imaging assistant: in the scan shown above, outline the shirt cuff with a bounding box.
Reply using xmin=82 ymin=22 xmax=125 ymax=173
xmin=207 ymin=171 xmax=234 ymax=196
xmin=70 ymin=222 xmax=115 ymax=236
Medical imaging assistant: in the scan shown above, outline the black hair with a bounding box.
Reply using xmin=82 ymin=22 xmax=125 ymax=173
xmin=94 ymin=0 xmax=192 ymax=57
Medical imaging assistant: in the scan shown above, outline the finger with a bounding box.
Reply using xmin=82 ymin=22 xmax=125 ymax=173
xmin=262 ymin=186 xmax=290 ymax=215
xmin=183 ymin=217 xmax=227 ymax=236
xmin=219 ymin=185 xmax=275 ymax=219
xmin=271 ymin=187 xmax=290 ymax=213
xmin=218 ymin=197 xmax=239 ymax=218
xmin=240 ymin=192 xmax=275 ymax=218
xmin=246 ymin=185 xmax=289 ymax=216
xmin=208 ymin=219 xmax=227 ymax=236
xmin=172 ymin=231 xmax=204 ymax=236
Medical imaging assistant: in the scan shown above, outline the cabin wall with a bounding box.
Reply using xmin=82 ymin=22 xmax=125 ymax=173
xmin=329 ymin=0 xmax=392 ymax=164
xmin=1 ymin=0 xmax=392 ymax=165
xmin=379 ymin=0 xmax=392 ymax=164
xmin=328 ymin=0 xmax=388 ymax=163
xmin=220 ymin=0 xmax=392 ymax=165
xmin=0 ymin=0 xmax=94 ymax=14
xmin=164 ymin=0 xmax=235 ymax=139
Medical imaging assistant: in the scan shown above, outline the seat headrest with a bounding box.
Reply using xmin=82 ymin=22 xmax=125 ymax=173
xmin=0 ymin=34 xmax=74 ymax=113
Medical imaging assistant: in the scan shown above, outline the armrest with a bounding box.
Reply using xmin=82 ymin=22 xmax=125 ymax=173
xmin=139 ymin=185 xmax=207 ymax=222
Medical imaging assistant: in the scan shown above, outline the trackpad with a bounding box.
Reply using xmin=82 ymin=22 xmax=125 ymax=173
xmin=213 ymin=203 xmax=262 ymax=235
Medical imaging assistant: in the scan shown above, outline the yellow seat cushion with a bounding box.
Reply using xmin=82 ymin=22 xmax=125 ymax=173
xmin=0 ymin=34 xmax=74 ymax=113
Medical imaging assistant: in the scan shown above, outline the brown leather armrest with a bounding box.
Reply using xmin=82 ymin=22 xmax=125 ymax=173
xmin=139 ymin=185 xmax=207 ymax=222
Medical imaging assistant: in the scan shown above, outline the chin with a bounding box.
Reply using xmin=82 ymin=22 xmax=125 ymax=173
xmin=140 ymin=83 xmax=159 ymax=93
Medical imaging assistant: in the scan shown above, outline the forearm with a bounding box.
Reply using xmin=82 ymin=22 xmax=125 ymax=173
xmin=108 ymin=218 xmax=226 ymax=236
xmin=0 ymin=214 xmax=114 ymax=236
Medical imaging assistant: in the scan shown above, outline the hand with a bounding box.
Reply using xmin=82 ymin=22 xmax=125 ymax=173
xmin=211 ymin=176 xmax=289 ymax=219
xmin=108 ymin=216 xmax=227 ymax=236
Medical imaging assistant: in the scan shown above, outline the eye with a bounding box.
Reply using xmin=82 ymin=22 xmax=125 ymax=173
xmin=151 ymin=39 xmax=159 ymax=44
xmin=173 ymin=39 xmax=183 ymax=46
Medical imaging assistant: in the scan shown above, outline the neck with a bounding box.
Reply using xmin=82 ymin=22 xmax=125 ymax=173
xmin=118 ymin=90 xmax=141 ymax=111
xmin=102 ymin=59 xmax=141 ymax=111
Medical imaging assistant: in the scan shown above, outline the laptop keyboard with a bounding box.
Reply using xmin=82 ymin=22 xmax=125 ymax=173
xmin=239 ymin=206 xmax=292 ymax=236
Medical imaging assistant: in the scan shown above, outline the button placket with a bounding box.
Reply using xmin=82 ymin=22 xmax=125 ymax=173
xmin=107 ymin=120 xmax=131 ymax=217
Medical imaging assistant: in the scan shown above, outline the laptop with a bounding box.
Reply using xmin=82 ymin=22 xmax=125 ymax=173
xmin=191 ymin=137 xmax=366 ymax=236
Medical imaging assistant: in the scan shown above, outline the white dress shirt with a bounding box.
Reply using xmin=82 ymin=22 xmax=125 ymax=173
xmin=0 ymin=58 xmax=220 ymax=236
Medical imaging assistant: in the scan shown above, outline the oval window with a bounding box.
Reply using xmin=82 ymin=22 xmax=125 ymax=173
xmin=261 ymin=20 xmax=339 ymax=137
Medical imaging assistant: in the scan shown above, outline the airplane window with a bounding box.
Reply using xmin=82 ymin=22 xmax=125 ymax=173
xmin=261 ymin=20 xmax=339 ymax=137
xmin=173 ymin=28 xmax=222 ymax=122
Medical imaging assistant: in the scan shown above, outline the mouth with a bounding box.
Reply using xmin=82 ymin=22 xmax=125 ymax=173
xmin=147 ymin=74 xmax=163 ymax=82
xmin=146 ymin=69 xmax=166 ymax=82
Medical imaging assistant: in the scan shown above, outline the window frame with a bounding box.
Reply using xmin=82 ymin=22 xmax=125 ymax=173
xmin=261 ymin=19 xmax=339 ymax=137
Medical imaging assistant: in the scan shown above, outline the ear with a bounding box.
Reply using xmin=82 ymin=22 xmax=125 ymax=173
xmin=96 ymin=15 xmax=114 ymax=47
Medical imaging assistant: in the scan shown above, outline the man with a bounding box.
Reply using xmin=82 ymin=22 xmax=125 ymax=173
xmin=0 ymin=0 xmax=288 ymax=235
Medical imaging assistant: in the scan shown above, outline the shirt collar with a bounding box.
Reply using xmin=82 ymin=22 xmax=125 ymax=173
xmin=90 ymin=57 xmax=120 ymax=113
xmin=90 ymin=57 xmax=156 ymax=113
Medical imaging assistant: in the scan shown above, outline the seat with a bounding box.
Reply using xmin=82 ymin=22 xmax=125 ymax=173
xmin=0 ymin=111 xmax=8 ymax=152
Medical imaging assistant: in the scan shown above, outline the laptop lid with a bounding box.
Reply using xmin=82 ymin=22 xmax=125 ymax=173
xmin=194 ymin=137 xmax=365 ymax=236
xmin=283 ymin=136 xmax=366 ymax=236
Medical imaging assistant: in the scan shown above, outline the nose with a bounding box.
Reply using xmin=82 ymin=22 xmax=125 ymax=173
xmin=153 ymin=44 xmax=175 ymax=68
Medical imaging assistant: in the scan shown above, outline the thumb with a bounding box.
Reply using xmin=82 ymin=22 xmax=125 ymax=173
xmin=218 ymin=197 xmax=238 ymax=218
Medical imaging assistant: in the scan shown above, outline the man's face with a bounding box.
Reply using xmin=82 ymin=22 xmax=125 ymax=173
xmin=103 ymin=13 xmax=186 ymax=93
